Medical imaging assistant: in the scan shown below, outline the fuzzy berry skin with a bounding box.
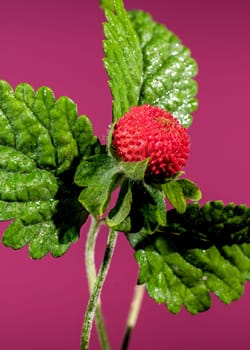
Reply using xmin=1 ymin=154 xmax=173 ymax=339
xmin=112 ymin=105 xmax=190 ymax=179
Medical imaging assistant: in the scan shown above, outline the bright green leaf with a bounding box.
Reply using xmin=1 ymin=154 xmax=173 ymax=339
xmin=102 ymin=0 xmax=143 ymax=120
xmin=0 ymin=80 xmax=94 ymax=258
xmin=0 ymin=145 xmax=36 ymax=173
xmin=129 ymin=10 xmax=198 ymax=127
xmin=0 ymin=169 xmax=57 ymax=201
xmin=102 ymin=4 xmax=198 ymax=126
xmin=73 ymin=115 xmax=97 ymax=156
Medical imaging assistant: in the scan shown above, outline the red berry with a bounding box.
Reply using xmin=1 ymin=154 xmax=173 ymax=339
xmin=112 ymin=105 xmax=190 ymax=179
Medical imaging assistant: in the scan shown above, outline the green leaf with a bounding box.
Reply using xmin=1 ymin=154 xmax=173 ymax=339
xmin=131 ymin=201 xmax=250 ymax=314
xmin=166 ymin=201 xmax=250 ymax=248
xmin=102 ymin=2 xmax=198 ymax=126
xmin=102 ymin=0 xmax=143 ymax=120
xmin=72 ymin=115 xmax=97 ymax=156
xmin=0 ymin=168 xmax=57 ymax=202
xmin=13 ymin=82 xmax=78 ymax=174
xmin=129 ymin=10 xmax=198 ymax=127
xmin=0 ymin=80 xmax=94 ymax=258
xmin=74 ymin=154 xmax=120 ymax=216
xmin=162 ymin=180 xmax=187 ymax=214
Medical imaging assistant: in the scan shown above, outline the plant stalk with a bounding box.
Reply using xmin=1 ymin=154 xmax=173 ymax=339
xmin=121 ymin=284 xmax=145 ymax=350
xmin=81 ymin=219 xmax=118 ymax=350
xmin=85 ymin=216 xmax=109 ymax=349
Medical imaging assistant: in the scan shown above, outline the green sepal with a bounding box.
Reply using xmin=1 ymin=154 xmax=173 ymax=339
xmin=0 ymin=80 xmax=95 ymax=258
xmin=129 ymin=10 xmax=198 ymax=127
xmin=100 ymin=0 xmax=115 ymax=11
xmin=118 ymin=159 xmax=149 ymax=180
xmin=143 ymin=184 xmax=167 ymax=227
xmin=106 ymin=178 xmax=132 ymax=227
xmin=134 ymin=184 xmax=165 ymax=234
xmin=111 ymin=181 xmax=167 ymax=234
xmin=74 ymin=154 xmax=120 ymax=216
xmin=74 ymin=149 xmax=168 ymax=232
xmin=177 ymin=178 xmax=202 ymax=201
xmin=129 ymin=201 xmax=250 ymax=314
xmin=75 ymin=151 xmax=149 ymax=218
xmin=162 ymin=180 xmax=187 ymax=214
xmin=162 ymin=178 xmax=202 ymax=214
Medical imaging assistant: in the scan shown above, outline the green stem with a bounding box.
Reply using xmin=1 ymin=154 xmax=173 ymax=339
xmin=81 ymin=220 xmax=118 ymax=350
xmin=121 ymin=284 xmax=145 ymax=350
xmin=85 ymin=216 xmax=110 ymax=349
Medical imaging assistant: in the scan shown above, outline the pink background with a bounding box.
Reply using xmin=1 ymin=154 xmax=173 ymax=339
xmin=0 ymin=0 xmax=250 ymax=349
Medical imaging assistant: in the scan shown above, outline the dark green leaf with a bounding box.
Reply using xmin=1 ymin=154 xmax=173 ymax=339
xmin=0 ymin=81 xmax=94 ymax=258
xmin=102 ymin=0 xmax=143 ymax=120
xmin=166 ymin=201 xmax=250 ymax=248
xmin=129 ymin=10 xmax=198 ymax=127
xmin=130 ymin=201 xmax=250 ymax=314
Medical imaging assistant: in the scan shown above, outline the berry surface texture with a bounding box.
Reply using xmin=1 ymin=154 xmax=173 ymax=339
xmin=112 ymin=105 xmax=190 ymax=179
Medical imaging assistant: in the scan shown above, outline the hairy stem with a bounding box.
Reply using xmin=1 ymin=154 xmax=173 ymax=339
xmin=121 ymin=284 xmax=145 ymax=350
xmin=85 ymin=216 xmax=109 ymax=350
xmin=81 ymin=221 xmax=118 ymax=350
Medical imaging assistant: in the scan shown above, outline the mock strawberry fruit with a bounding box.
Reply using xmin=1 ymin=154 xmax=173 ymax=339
xmin=112 ymin=105 xmax=190 ymax=179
